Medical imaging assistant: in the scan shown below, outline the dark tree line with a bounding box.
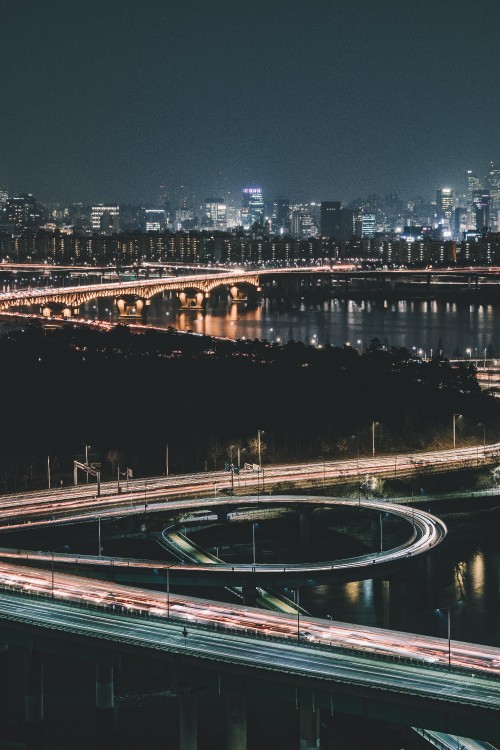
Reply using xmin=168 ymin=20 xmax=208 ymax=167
xmin=0 ymin=322 xmax=494 ymax=491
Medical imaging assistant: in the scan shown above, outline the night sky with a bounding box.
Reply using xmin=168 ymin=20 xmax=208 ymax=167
xmin=1 ymin=0 xmax=500 ymax=204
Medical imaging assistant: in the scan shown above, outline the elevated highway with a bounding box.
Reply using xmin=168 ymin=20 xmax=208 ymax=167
xmin=0 ymin=496 xmax=446 ymax=587
xmin=0 ymin=454 xmax=497 ymax=741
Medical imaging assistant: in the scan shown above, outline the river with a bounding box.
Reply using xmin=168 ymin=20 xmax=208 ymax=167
xmin=92 ymin=296 xmax=500 ymax=358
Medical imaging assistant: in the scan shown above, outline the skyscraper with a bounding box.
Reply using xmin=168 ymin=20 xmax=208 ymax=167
xmin=241 ymin=188 xmax=264 ymax=228
xmin=488 ymin=162 xmax=500 ymax=230
xmin=320 ymin=202 xmax=341 ymax=237
xmin=436 ymin=188 xmax=454 ymax=221
xmin=467 ymin=171 xmax=483 ymax=228
xmin=91 ymin=204 xmax=120 ymax=234
xmin=473 ymin=190 xmax=491 ymax=232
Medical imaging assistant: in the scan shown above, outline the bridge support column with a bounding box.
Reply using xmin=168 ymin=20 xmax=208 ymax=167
xmin=179 ymin=692 xmax=198 ymax=750
xmin=299 ymin=705 xmax=320 ymax=750
xmin=242 ymin=585 xmax=258 ymax=607
xmin=0 ymin=644 xmax=8 ymax=723
xmin=25 ymin=650 xmax=43 ymax=744
xmin=226 ymin=693 xmax=247 ymax=750
xmin=96 ymin=664 xmax=114 ymax=740
xmin=299 ymin=511 xmax=311 ymax=551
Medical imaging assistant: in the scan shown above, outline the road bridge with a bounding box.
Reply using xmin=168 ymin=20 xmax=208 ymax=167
xmin=0 ymin=459 xmax=497 ymax=744
xmin=6 ymin=264 xmax=500 ymax=319
xmin=0 ymin=496 xmax=446 ymax=588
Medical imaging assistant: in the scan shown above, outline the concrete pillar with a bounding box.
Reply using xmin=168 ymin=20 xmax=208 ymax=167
xmin=0 ymin=644 xmax=8 ymax=723
xmin=179 ymin=692 xmax=197 ymax=750
xmin=299 ymin=705 xmax=320 ymax=750
xmin=25 ymin=650 xmax=43 ymax=724
xmin=242 ymin=585 xmax=258 ymax=607
xmin=226 ymin=693 xmax=247 ymax=750
xmin=299 ymin=511 xmax=311 ymax=551
xmin=96 ymin=664 xmax=114 ymax=739
xmin=25 ymin=650 xmax=43 ymax=748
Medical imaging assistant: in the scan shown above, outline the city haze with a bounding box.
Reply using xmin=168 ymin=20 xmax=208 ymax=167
xmin=1 ymin=0 xmax=500 ymax=203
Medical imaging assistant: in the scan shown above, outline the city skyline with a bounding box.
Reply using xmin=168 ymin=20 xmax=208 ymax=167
xmin=1 ymin=0 xmax=500 ymax=204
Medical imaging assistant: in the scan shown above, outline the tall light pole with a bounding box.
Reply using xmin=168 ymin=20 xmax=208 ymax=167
xmin=318 ymin=455 xmax=325 ymax=492
xmin=257 ymin=430 xmax=264 ymax=469
xmin=296 ymin=587 xmax=300 ymax=642
xmin=372 ymin=421 xmax=378 ymax=457
xmin=440 ymin=606 xmax=452 ymax=667
xmin=85 ymin=444 xmax=91 ymax=483
xmin=452 ymin=414 xmax=461 ymax=449
xmin=257 ymin=429 xmax=264 ymax=493
xmin=252 ymin=522 xmax=256 ymax=565
xmin=478 ymin=422 xmax=486 ymax=456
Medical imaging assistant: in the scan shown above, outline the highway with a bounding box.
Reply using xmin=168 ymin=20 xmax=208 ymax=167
xmin=0 ymin=558 xmax=499 ymax=677
xmin=0 ymin=496 xmax=446 ymax=575
xmin=413 ymin=727 xmax=496 ymax=750
xmin=1 ymin=581 xmax=500 ymax=750
xmin=0 ymin=440 xmax=497 ymax=529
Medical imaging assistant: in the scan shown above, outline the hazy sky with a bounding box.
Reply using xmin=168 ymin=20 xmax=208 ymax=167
xmin=1 ymin=0 xmax=500 ymax=205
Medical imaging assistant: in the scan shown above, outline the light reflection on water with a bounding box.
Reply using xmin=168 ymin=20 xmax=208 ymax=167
xmin=136 ymin=297 xmax=500 ymax=356
xmin=305 ymin=521 xmax=500 ymax=646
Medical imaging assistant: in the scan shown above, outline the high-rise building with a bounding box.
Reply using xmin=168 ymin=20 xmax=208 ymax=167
xmin=467 ymin=171 xmax=483 ymax=228
xmin=320 ymin=201 xmax=341 ymax=237
xmin=473 ymin=190 xmax=491 ymax=232
xmin=204 ymin=198 xmax=227 ymax=228
xmin=361 ymin=213 xmax=376 ymax=238
xmin=274 ymin=198 xmax=290 ymax=233
xmin=339 ymin=209 xmax=354 ymax=241
xmin=454 ymin=207 xmax=468 ymax=238
xmin=436 ymin=188 xmax=454 ymax=221
xmin=91 ymin=204 xmax=120 ymax=234
xmin=241 ymin=188 xmax=264 ymax=228
xmin=144 ymin=209 xmax=165 ymax=232
xmin=5 ymin=194 xmax=43 ymax=229
xmin=488 ymin=162 xmax=500 ymax=230
xmin=0 ymin=187 xmax=8 ymax=206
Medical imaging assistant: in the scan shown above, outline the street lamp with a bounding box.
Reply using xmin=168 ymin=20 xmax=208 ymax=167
xmin=252 ymin=522 xmax=257 ymax=565
xmin=477 ymin=422 xmax=486 ymax=455
xmin=318 ymin=455 xmax=326 ymax=492
xmin=438 ymin=602 xmax=463 ymax=667
xmin=466 ymin=347 xmax=472 ymax=360
xmin=257 ymin=430 xmax=264 ymax=469
xmin=452 ymin=414 xmax=461 ymax=449
xmin=372 ymin=421 xmax=379 ymax=457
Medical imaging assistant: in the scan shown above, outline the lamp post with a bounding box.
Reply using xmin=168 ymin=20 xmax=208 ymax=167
xmin=257 ymin=430 xmax=264 ymax=493
xmin=478 ymin=422 xmax=486 ymax=456
xmin=85 ymin=444 xmax=91 ymax=483
xmin=452 ymin=414 xmax=461 ymax=449
xmin=252 ymin=522 xmax=256 ymax=565
xmin=318 ymin=455 xmax=326 ymax=492
xmin=296 ymin=587 xmax=300 ymax=642
xmin=372 ymin=421 xmax=378 ymax=457
xmin=257 ymin=429 xmax=264 ymax=469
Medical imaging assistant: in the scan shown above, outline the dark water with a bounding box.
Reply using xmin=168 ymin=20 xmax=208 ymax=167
xmin=96 ymin=296 xmax=500 ymax=357
xmin=304 ymin=508 xmax=500 ymax=647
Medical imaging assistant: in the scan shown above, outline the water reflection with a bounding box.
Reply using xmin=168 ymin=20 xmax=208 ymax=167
xmin=136 ymin=297 xmax=500 ymax=355
xmin=304 ymin=515 xmax=500 ymax=646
